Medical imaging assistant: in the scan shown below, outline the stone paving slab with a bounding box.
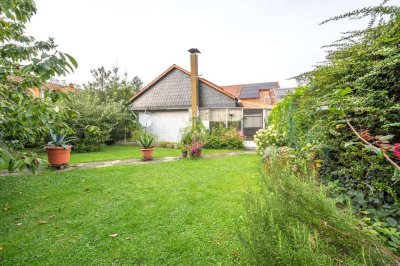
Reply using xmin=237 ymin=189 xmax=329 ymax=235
xmin=0 ymin=151 xmax=255 ymax=176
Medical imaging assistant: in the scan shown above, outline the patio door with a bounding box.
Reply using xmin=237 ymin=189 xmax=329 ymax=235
xmin=243 ymin=109 xmax=263 ymax=140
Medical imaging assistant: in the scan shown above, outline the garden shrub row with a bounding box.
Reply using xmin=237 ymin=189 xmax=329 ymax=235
xmin=254 ymin=4 xmax=400 ymax=253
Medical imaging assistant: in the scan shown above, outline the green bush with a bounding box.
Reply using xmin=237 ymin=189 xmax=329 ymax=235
xmin=254 ymin=125 xmax=288 ymax=155
xmin=65 ymin=92 xmax=133 ymax=152
xmin=180 ymin=118 xmax=208 ymax=146
xmin=240 ymin=152 xmax=397 ymax=265
xmin=257 ymin=4 xmax=400 ymax=251
xmin=204 ymin=124 xmax=244 ymax=149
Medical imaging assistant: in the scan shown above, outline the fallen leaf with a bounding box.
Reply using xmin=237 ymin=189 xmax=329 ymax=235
xmin=109 ymin=234 xmax=118 ymax=237
xmin=232 ymin=250 xmax=238 ymax=258
xmin=3 ymin=204 xmax=10 ymax=212
xmin=38 ymin=220 xmax=48 ymax=225
xmin=125 ymin=237 xmax=131 ymax=240
xmin=16 ymin=223 xmax=22 ymax=226
xmin=0 ymin=245 xmax=3 ymax=252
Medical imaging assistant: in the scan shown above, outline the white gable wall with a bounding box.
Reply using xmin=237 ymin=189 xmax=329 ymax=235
xmin=138 ymin=110 xmax=190 ymax=142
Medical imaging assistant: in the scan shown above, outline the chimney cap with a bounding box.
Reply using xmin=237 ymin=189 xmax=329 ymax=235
xmin=188 ymin=48 xmax=201 ymax=54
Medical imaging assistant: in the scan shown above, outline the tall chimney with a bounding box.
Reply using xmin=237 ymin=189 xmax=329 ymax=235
xmin=188 ymin=48 xmax=200 ymax=118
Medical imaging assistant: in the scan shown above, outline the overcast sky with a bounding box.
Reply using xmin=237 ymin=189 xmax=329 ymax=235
xmin=26 ymin=0 xmax=390 ymax=88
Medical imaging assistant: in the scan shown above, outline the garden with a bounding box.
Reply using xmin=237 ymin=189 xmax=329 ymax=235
xmin=1 ymin=0 xmax=400 ymax=265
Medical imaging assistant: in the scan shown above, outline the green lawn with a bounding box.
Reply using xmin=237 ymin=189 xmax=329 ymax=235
xmin=67 ymin=145 xmax=237 ymax=164
xmin=0 ymin=145 xmax=237 ymax=170
xmin=0 ymin=154 xmax=259 ymax=265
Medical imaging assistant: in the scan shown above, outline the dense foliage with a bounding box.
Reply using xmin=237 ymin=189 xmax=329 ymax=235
xmin=256 ymin=3 xmax=400 ymax=251
xmin=82 ymin=66 xmax=142 ymax=143
xmin=0 ymin=0 xmax=77 ymax=173
xmin=64 ymin=66 xmax=141 ymax=152
xmin=203 ymin=124 xmax=244 ymax=150
xmin=240 ymin=149 xmax=397 ymax=265
xmin=180 ymin=119 xmax=244 ymax=150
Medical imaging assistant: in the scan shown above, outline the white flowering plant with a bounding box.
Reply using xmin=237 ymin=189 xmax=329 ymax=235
xmin=254 ymin=125 xmax=287 ymax=155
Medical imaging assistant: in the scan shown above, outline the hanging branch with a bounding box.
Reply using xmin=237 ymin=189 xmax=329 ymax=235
xmin=346 ymin=120 xmax=400 ymax=171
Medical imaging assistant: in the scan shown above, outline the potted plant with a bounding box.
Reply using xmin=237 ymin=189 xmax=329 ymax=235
xmin=181 ymin=145 xmax=189 ymax=158
xmin=195 ymin=142 xmax=203 ymax=157
xmin=189 ymin=142 xmax=202 ymax=158
xmin=137 ymin=133 xmax=155 ymax=161
xmin=44 ymin=131 xmax=76 ymax=169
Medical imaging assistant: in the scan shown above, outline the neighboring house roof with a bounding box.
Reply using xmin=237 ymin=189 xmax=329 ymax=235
xmin=221 ymin=82 xmax=285 ymax=108
xmin=239 ymin=82 xmax=280 ymax=99
xmin=7 ymin=76 xmax=77 ymax=97
xmin=220 ymin=85 xmax=242 ymax=98
xmin=221 ymin=82 xmax=280 ymax=99
xmin=130 ymin=65 xmax=238 ymax=110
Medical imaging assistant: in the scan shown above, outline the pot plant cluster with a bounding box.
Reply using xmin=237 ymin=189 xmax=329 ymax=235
xmin=180 ymin=119 xmax=207 ymax=159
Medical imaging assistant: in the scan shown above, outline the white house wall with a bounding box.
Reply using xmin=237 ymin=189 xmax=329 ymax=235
xmin=138 ymin=110 xmax=190 ymax=142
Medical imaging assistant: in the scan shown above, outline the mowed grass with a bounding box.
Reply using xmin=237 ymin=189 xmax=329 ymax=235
xmin=0 ymin=146 xmax=237 ymax=170
xmin=0 ymin=154 xmax=259 ymax=265
xmin=66 ymin=145 xmax=237 ymax=164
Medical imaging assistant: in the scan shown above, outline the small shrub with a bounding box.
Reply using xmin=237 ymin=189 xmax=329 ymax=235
xmin=180 ymin=118 xmax=208 ymax=146
xmin=254 ymin=125 xmax=287 ymax=155
xmin=240 ymin=151 xmax=397 ymax=265
xmin=157 ymin=142 xmax=177 ymax=149
xmin=204 ymin=124 xmax=244 ymax=150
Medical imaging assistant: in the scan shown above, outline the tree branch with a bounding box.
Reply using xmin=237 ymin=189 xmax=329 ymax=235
xmin=346 ymin=120 xmax=400 ymax=171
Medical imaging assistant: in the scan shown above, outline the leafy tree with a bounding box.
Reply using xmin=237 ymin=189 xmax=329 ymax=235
xmin=84 ymin=66 xmax=142 ymax=103
xmin=0 ymin=0 xmax=77 ymax=173
xmin=64 ymin=66 xmax=141 ymax=151
xmin=65 ymin=91 xmax=127 ymax=152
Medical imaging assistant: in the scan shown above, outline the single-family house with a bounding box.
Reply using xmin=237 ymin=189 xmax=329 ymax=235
xmin=130 ymin=49 xmax=294 ymax=144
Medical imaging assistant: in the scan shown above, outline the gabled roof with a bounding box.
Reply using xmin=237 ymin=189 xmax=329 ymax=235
xmin=130 ymin=64 xmax=236 ymax=103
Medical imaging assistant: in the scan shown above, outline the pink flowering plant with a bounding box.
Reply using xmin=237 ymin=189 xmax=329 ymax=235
xmin=394 ymin=143 xmax=400 ymax=160
xmin=189 ymin=142 xmax=202 ymax=154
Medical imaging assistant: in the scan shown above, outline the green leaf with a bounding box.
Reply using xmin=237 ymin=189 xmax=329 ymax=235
xmin=344 ymin=141 xmax=355 ymax=148
xmin=64 ymin=53 xmax=78 ymax=68
xmin=386 ymin=217 xmax=398 ymax=227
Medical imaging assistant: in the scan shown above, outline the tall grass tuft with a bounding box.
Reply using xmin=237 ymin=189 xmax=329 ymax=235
xmin=239 ymin=153 xmax=398 ymax=265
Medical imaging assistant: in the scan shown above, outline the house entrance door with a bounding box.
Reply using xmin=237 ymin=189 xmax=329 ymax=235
xmin=243 ymin=109 xmax=263 ymax=140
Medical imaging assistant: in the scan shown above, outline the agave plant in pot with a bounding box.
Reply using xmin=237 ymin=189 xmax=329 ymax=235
xmin=44 ymin=131 xmax=76 ymax=169
xmin=137 ymin=132 xmax=155 ymax=161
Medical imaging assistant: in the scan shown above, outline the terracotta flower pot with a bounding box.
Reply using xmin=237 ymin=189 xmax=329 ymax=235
xmin=140 ymin=148 xmax=153 ymax=161
xmin=196 ymin=149 xmax=202 ymax=157
xmin=181 ymin=150 xmax=188 ymax=158
xmin=46 ymin=145 xmax=72 ymax=167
